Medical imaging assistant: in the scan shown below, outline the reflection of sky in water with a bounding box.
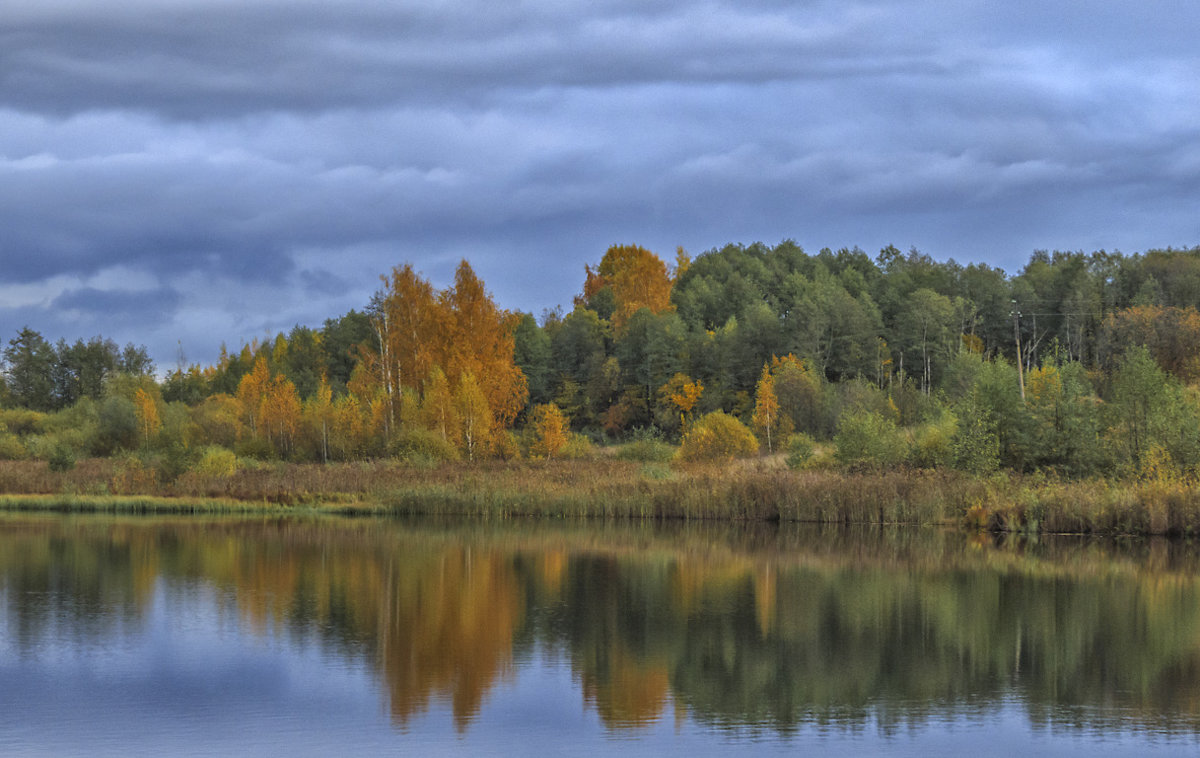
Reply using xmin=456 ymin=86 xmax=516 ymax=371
xmin=1 ymin=580 xmax=1196 ymax=757
xmin=3 ymin=521 xmax=1200 ymax=756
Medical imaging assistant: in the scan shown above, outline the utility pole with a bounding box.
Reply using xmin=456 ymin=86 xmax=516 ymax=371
xmin=1011 ymin=301 xmax=1025 ymax=402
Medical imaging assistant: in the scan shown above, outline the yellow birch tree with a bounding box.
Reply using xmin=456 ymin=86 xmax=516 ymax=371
xmin=529 ymin=403 xmax=569 ymax=459
xmin=752 ymin=363 xmax=779 ymax=453
xmin=133 ymin=387 xmax=161 ymax=445
xmin=455 ymin=371 xmax=493 ymax=461
xmin=236 ymin=357 xmax=271 ymax=437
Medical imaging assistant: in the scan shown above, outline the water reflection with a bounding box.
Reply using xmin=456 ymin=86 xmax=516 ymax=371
xmin=2 ymin=515 xmax=1200 ymax=740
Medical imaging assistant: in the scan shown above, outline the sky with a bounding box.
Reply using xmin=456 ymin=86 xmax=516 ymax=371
xmin=2 ymin=0 xmax=1199 ymax=369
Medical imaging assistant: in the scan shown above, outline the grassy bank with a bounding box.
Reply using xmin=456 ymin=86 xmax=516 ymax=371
xmin=3 ymin=456 xmax=1200 ymax=534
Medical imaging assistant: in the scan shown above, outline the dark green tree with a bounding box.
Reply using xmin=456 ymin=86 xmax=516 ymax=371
xmin=3 ymin=328 xmax=57 ymax=411
xmin=513 ymin=313 xmax=553 ymax=407
xmin=320 ymin=310 xmax=372 ymax=393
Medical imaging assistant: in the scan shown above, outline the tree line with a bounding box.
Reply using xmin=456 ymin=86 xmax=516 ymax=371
xmin=4 ymin=241 xmax=1200 ymax=477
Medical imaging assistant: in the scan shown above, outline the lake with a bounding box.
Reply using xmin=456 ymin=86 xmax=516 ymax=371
xmin=1 ymin=513 xmax=1199 ymax=756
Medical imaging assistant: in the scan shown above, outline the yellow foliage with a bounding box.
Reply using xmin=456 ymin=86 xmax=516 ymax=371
xmin=1026 ymin=364 xmax=1062 ymax=404
xmin=678 ymin=411 xmax=759 ymax=461
xmin=1139 ymin=444 xmax=1180 ymax=484
xmin=260 ymin=374 xmax=300 ymax=453
xmin=236 ymin=357 xmax=271 ymax=435
xmin=369 ymin=261 xmax=528 ymax=431
xmin=193 ymin=446 xmax=238 ymax=479
xmin=658 ymin=372 xmax=704 ymax=428
xmin=752 ymin=363 xmax=779 ymax=452
xmin=587 ymin=244 xmax=675 ymax=332
xmin=529 ymin=403 xmax=569 ymax=459
xmin=133 ymin=387 xmax=161 ymax=443
xmin=420 ymin=367 xmax=460 ymax=445
xmin=455 ymin=371 xmax=493 ymax=461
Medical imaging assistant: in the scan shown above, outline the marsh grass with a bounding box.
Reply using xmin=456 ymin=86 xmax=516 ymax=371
xmin=0 ymin=493 xmax=280 ymax=515
xmin=1 ymin=457 xmax=1199 ymax=534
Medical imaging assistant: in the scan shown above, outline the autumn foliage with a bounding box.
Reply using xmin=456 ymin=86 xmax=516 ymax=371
xmin=583 ymin=244 xmax=674 ymax=332
xmin=364 ymin=260 xmax=528 ymax=450
xmin=678 ymin=411 xmax=758 ymax=462
xmin=529 ymin=403 xmax=569 ymax=459
xmin=1100 ymin=305 xmax=1200 ymax=382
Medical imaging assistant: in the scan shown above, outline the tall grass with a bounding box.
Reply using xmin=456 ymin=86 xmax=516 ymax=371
xmin=1 ymin=457 xmax=1200 ymax=534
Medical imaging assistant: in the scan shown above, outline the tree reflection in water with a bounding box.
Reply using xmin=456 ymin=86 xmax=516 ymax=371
xmin=2 ymin=515 xmax=1200 ymax=736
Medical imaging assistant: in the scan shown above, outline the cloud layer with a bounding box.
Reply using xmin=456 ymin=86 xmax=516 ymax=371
xmin=2 ymin=0 xmax=1198 ymax=366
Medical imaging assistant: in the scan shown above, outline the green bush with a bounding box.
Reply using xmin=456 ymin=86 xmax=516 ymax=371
xmin=194 ymin=446 xmax=239 ymax=479
xmin=95 ymin=395 xmax=139 ymax=455
xmin=0 ymin=433 xmax=28 ymax=460
xmin=833 ymin=410 xmax=905 ymax=470
xmin=785 ymin=433 xmax=815 ymax=470
xmin=158 ymin=441 xmax=197 ymax=482
xmin=952 ymin=406 xmax=1000 ymax=475
xmin=908 ymin=413 xmax=957 ymax=469
xmin=0 ymin=408 xmax=45 ymax=436
xmin=47 ymin=442 xmax=76 ymax=472
xmin=678 ymin=412 xmax=758 ymax=462
xmin=389 ymin=429 xmax=460 ymax=466
xmin=561 ymin=433 xmax=597 ymax=460
xmin=234 ymin=437 xmax=275 ymax=461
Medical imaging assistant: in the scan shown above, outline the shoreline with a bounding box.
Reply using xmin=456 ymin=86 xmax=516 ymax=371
xmin=2 ymin=458 xmax=1200 ymax=535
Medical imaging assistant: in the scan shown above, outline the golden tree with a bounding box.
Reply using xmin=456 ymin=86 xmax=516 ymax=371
xmin=329 ymin=394 xmax=367 ymax=460
xmin=584 ymin=244 xmax=674 ymax=332
xmin=361 ymin=260 xmax=528 ymax=435
xmin=366 ymin=263 xmax=444 ymax=434
xmin=752 ymin=363 xmax=779 ymax=453
xmin=658 ymin=372 xmax=703 ymax=430
xmin=303 ymin=376 xmax=334 ymax=463
xmin=420 ymin=366 xmax=460 ymax=445
xmin=133 ymin=387 xmax=161 ymax=444
xmin=236 ymin=357 xmax=271 ymax=436
xmin=529 ymin=403 xmax=569 ymax=459
xmin=439 ymin=261 xmax=528 ymax=427
xmin=260 ymin=374 xmax=300 ymax=454
xmin=454 ymin=371 xmax=493 ymax=461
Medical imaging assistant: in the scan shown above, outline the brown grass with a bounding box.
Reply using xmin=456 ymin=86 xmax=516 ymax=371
xmin=2 ymin=457 xmax=1199 ymax=534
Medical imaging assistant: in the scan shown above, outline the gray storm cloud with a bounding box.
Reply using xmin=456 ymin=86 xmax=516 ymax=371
xmin=1 ymin=0 xmax=1198 ymax=366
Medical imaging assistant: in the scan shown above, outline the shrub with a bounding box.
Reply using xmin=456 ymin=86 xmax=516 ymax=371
xmin=489 ymin=430 xmax=523 ymax=461
xmin=47 ymin=442 xmax=76 ymax=472
xmin=158 ymin=441 xmax=197 ymax=482
xmin=110 ymin=456 xmax=156 ymax=494
xmin=678 ymin=411 xmax=758 ymax=462
xmin=0 ymin=408 xmax=45 ymax=436
xmin=952 ymin=405 xmax=1000 ymax=475
xmin=95 ymin=395 xmax=139 ymax=455
xmin=194 ymin=446 xmax=239 ymax=479
xmin=0 ymin=433 xmax=28 ymax=461
xmin=561 ymin=433 xmax=597 ymax=460
xmin=833 ymin=410 xmax=905 ymax=470
xmin=785 ymin=433 xmax=815 ymax=470
xmin=234 ymin=437 xmax=275 ymax=461
xmin=389 ymin=428 xmax=460 ymax=466
xmin=908 ymin=412 xmax=957 ymax=469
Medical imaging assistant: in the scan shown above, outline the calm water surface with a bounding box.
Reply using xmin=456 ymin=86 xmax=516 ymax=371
xmin=2 ymin=514 xmax=1200 ymax=756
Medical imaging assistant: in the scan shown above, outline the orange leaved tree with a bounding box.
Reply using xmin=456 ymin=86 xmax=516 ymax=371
xmin=583 ymin=244 xmax=674 ymax=332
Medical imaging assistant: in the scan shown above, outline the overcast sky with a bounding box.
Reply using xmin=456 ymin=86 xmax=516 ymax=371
xmin=2 ymin=0 xmax=1198 ymax=368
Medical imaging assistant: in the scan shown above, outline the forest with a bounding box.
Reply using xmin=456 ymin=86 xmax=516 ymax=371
xmin=4 ymin=241 xmax=1200 ymax=488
